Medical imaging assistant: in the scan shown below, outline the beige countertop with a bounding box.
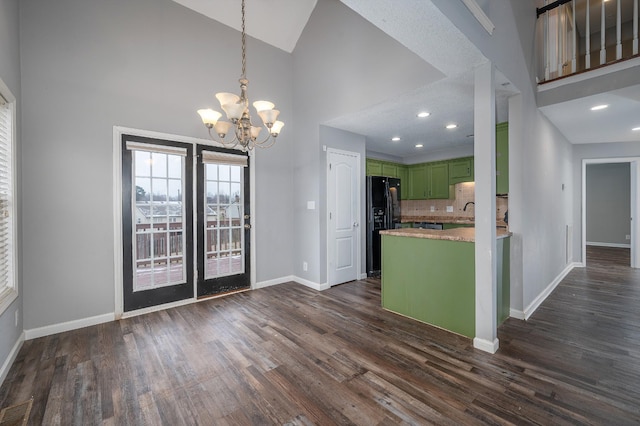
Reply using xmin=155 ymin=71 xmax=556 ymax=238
xmin=380 ymin=227 xmax=511 ymax=242
xmin=401 ymin=215 xmax=508 ymax=228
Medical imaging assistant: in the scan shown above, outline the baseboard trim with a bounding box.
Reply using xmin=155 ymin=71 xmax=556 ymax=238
xmin=586 ymin=242 xmax=630 ymax=248
xmin=523 ymin=262 xmax=579 ymax=320
xmin=293 ymin=276 xmax=329 ymax=291
xmin=254 ymin=275 xmax=296 ymax=289
xmin=24 ymin=312 xmax=115 ymax=340
xmin=509 ymin=309 xmax=525 ymax=320
xmin=359 ymin=273 xmax=368 ymax=280
xmin=120 ymin=298 xmax=198 ymax=320
xmin=0 ymin=332 xmax=24 ymax=386
xmin=473 ymin=337 xmax=499 ymax=354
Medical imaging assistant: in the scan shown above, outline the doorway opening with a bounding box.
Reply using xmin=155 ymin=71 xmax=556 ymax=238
xmin=582 ymin=158 xmax=640 ymax=268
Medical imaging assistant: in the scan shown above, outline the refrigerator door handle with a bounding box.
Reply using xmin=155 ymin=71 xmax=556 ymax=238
xmin=385 ymin=181 xmax=392 ymax=229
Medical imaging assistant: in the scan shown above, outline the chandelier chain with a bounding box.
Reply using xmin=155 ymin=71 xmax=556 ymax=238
xmin=241 ymin=0 xmax=246 ymax=79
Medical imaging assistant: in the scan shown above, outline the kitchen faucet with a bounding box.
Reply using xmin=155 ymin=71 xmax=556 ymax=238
xmin=463 ymin=201 xmax=475 ymax=211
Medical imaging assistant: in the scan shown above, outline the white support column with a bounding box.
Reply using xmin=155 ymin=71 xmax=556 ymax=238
xmin=616 ymin=0 xmax=622 ymax=59
xmin=601 ymin=0 xmax=607 ymax=64
xmin=634 ymin=0 xmax=638 ymax=55
xmin=571 ymin=0 xmax=577 ymax=73
xmin=586 ymin=0 xmax=591 ymax=69
xmin=473 ymin=61 xmax=498 ymax=354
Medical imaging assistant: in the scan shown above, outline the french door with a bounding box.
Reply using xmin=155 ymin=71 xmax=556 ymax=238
xmin=196 ymin=146 xmax=250 ymax=297
xmin=121 ymin=134 xmax=250 ymax=312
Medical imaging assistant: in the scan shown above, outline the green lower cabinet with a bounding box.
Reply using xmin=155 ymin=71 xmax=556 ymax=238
xmin=382 ymin=235 xmax=476 ymax=337
xmin=381 ymin=235 xmax=510 ymax=338
xmin=442 ymin=223 xmax=474 ymax=230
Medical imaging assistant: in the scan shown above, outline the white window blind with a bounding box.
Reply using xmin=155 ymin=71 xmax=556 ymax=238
xmin=125 ymin=141 xmax=187 ymax=157
xmin=202 ymin=150 xmax=248 ymax=167
xmin=0 ymin=97 xmax=15 ymax=297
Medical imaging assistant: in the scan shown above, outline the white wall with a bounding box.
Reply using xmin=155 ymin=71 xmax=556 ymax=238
xmin=19 ymin=0 xmax=294 ymax=330
xmin=0 ymin=0 xmax=23 ymax=375
xmin=0 ymin=0 xmax=23 ymax=373
xmin=291 ymin=0 xmax=441 ymax=285
xmin=586 ymin=163 xmax=631 ymax=246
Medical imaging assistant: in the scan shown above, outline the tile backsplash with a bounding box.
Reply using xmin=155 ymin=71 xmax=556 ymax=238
xmin=401 ymin=182 xmax=508 ymax=221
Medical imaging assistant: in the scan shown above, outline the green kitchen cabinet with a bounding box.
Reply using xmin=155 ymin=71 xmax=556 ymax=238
xmin=366 ymin=159 xmax=383 ymax=176
xmin=407 ymin=164 xmax=428 ymax=199
xmin=398 ymin=165 xmax=408 ymax=187
xmin=496 ymin=122 xmax=509 ymax=194
xmin=382 ymin=163 xmax=398 ymax=178
xmin=427 ymin=162 xmax=450 ymax=199
xmin=442 ymin=223 xmax=474 ymax=230
xmin=449 ymin=157 xmax=474 ymax=184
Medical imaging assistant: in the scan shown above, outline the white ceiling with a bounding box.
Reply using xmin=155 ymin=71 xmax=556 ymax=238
xmin=172 ymin=0 xmax=317 ymax=53
xmin=173 ymin=0 xmax=640 ymax=157
xmin=540 ymin=82 xmax=640 ymax=144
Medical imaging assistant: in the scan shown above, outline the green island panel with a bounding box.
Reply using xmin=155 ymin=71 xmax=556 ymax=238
xmin=381 ymin=235 xmax=476 ymax=338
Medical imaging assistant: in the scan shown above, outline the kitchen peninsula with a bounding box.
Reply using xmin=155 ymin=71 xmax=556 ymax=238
xmin=379 ymin=227 xmax=510 ymax=338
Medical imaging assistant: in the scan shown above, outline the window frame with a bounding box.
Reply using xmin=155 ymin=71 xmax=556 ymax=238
xmin=0 ymin=77 xmax=18 ymax=315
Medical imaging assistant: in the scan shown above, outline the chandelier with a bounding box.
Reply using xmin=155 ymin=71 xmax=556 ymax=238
xmin=197 ymin=0 xmax=284 ymax=152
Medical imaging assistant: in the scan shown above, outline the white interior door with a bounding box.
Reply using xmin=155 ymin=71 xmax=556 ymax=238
xmin=327 ymin=148 xmax=360 ymax=286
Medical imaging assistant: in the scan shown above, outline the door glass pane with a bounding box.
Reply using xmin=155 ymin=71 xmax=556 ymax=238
xmin=133 ymin=150 xmax=186 ymax=291
xmin=204 ymin=162 xmax=244 ymax=279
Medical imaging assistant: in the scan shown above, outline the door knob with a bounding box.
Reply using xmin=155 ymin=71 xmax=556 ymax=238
xmin=244 ymin=224 xmax=251 ymax=229
xmin=353 ymin=222 xmax=359 ymax=228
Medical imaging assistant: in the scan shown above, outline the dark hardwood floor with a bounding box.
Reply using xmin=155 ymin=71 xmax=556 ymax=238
xmin=1 ymin=246 xmax=639 ymax=425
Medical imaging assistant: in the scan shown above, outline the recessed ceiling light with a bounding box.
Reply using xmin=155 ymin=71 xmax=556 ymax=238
xmin=391 ymin=136 xmax=401 ymax=142
xmin=417 ymin=112 xmax=430 ymax=118
xmin=415 ymin=144 xmax=424 ymax=148
xmin=590 ymin=104 xmax=608 ymax=111
xmin=633 ymin=127 xmax=640 ymax=131
xmin=446 ymin=124 xmax=458 ymax=129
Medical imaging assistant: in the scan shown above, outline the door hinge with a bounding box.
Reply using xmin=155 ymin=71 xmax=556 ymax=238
xmin=329 ymin=163 xmax=332 ymax=170
xmin=329 ymin=212 xmax=332 ymax=220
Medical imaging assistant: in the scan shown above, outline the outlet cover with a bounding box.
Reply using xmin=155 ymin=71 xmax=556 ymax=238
xmin=303 ymin=261 xmax=308 ymax=271
xmin=430 ymin=206 xmax=435 ymax=212
xmin=446 ymin=206 xmax=453 ymax=213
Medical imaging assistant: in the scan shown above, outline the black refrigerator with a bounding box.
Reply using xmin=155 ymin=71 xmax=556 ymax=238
xmin=366 ymin=176 xmax=401 ymax=276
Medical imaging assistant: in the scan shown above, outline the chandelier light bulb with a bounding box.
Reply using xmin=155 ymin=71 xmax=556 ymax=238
xmin=270 ymin=121 xmax=285 ymax=136
xmin=197 ymin=109 xmax=222 ymax=126
xmin=253 ymin=100 xmax=275 ymax=112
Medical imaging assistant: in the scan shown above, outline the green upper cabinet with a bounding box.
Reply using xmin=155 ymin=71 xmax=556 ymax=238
xmin=366 ymin=159 xmax=403 ymax=178
xmin=381 ymin=163 xmax=398 ymax=178
xmin=407 ymin=164 xmax=428 ymax=199
xmin=427 ymin=162 xmax=450 ymax=199
xmin=398 ymin=165 xmax=408 ymax=187
xmin=366 ymin=159 xmax=383 ymax=176
xmin=496 ymin=122 xmax=509 ymax=194
xmin=449 ymin=157 xmax=474 ymax=185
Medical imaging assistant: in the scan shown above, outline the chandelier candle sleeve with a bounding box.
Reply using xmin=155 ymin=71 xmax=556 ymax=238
xmin=196 ymin=0 xmax=284 ymax=152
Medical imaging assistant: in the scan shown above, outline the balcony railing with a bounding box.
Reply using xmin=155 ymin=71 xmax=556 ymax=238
xmin=537 ymin=0 xmax=639 ymax=82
